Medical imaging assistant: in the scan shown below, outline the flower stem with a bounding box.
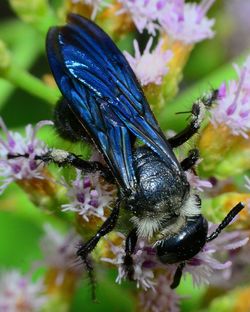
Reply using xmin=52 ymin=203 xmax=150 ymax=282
xmin=2 ymin=64 xmax=60 ymax=105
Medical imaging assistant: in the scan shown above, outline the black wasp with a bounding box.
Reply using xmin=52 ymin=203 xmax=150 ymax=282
xmin=44 ymin=14 xmax=244 ymax=290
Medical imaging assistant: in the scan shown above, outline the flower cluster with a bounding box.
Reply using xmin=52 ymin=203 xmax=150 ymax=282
xmin=117 ymin=0 xmax=215 ymax=44
xmin=0 ymin=118 xmax=52 ymax=193
xmin=102 ymin=233 xmax=158 ymax=290
xmin=210 ymin=56 xmax=250 ymax=138
xmin=39 ymin=223 xmax=83 ymax=274
xmin=0 ymin=225 xmax=83 ymax=311
xmin=160 ymin=0 xmax=215 ymax=45
xmin=139 ymin=275 xmax=181 ymax=312
xmin=61 ymin=169 xmax=115 ymax=222
xmin=0 ymin=270 xmax=46 ymax=311
xmin=184 ymin=224 xmax=249 ymax=286
xmin=124 ymin=38 xmax=173 ymax=86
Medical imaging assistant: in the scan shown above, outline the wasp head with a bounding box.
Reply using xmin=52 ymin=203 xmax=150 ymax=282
xmin=155 ymin=215 xmax=208 ymax=264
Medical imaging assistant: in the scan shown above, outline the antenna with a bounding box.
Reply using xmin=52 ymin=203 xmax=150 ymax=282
xmin=206 ymin=202 xmax=245 ymax=242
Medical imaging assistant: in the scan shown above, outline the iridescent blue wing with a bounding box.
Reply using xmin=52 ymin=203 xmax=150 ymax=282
xmin=46 ymin=14 xmax=182 ymax=191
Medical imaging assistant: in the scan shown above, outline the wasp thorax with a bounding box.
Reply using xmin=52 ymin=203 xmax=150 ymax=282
xmin=127 ymin=146 xmax=190 ymax=218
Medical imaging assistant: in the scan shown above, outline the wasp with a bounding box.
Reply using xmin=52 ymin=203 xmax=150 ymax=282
xmin=44 ymin=14 xmax=244 ymax=291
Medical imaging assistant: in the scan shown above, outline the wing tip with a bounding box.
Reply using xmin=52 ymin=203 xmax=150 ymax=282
xmin=66 ymin=12 xmax=90 ymax=27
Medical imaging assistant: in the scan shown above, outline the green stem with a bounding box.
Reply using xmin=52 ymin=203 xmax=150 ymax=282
xmin=2 ymin=65 xmax=60 ymax=105
xmin=159 ymin=52 xmax=249 ymax=131
xmin=0 ymin=20 xmax=44 ymax=107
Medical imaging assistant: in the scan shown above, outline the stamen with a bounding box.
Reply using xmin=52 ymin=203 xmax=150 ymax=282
xmin=0 ymin=117 xmax=15 ymax=151
xmin=197 ymin=0 xmax=215 ymax=23
xmin=32 ymin=120 xmax=54 ymax=144
xmin=226 ymin=67 xmax=247 ymax=116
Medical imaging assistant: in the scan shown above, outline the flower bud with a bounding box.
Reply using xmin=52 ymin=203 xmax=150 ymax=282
xmin=199 ymin=124 xmax=250 ymax=179
xmin=159 ymin=37 xmax=193 ymax=106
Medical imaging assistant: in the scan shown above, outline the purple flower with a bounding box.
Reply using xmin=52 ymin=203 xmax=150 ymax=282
xmin=186 ymin=170 xmax=213 ymax=192
xmin=218 ymin=235 xmax=250 ymax=288
xmin=124 ymin=38 xmax=173 ymax=86
xmin=117 ymin=0 xmax=163 ymax=35
xmin=61 ymin=169 xmax=115 ymax=222
xmin=117 ymin=0 xmax=215 ymax=44
xmin=39 ymin=224 xmax=83 ymax=274
xmin=139 ymin=275 xmax=180 ymax=312
xmin=101 ymin=233 xmax=159 ymax=290
xmin=210 ymin=56 xmax=250 ymax=138
xmin=101 ymin=233 xmax=181 ymax=311
xmin=160 ymin=0 xmax=215 ymax=44
xmin=0 ymin=119 xmax=53 ymax=193
xmin=0 ymin=270 xmax=47 ymax=311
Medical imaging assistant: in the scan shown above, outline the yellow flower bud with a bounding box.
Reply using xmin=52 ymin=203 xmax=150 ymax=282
xmin=199 ymin=124 xmax=250 ymax=179
xmin=160 ymin=35 xmax=193 ymax=104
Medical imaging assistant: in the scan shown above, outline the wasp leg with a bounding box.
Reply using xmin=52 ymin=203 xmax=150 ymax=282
xmin=168 ymin=101 xmax=205 ymax=148
xmin=8 ymin=150 xmax=114 ymax=183
xmin=76 ymin=198 xmax=121 ymax=299
xmin=82 ymin=255 xmax=97 ymax=302
xmin=168 ymin=90 xmax=218 ymax=148
xmin=180 ymin=148 xmax=199 ymax=171
xmin=170 ymin=262 xmax=185 ymax=289
xmin=77 ymin=196 xmax=121 ymax=260
xmin=39 ymin=149 xmax=114 ymax=182
xmin=123 ymin=228 xmax=138 ymax=280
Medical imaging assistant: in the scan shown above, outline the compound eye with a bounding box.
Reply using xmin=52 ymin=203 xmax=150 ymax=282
xmin=156 ymin=215 xmax=208 ymax=264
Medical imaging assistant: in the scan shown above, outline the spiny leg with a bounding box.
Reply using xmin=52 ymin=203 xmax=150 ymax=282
xmin=77 ymin=196 xmax=122 ymax=260
xmin=7 ymin=97 xmax=114 ymax=182
xmin=82 ymin=255 xmax=97 ymax=302
xmin=180 ymin=148 xmax=199 ymax=171
xmin=168 ymin=89 xmax=218 ymax=148
xmin=168 ymin=103 xmax=204 ymax=148
xmin=8 ymin=149 xmax=114 ymax=183
xmin=39 ymin=149 xmax=114 ymax=182
xmin=123 ymin=228 xmax=138 ymax=280
xmin=76 ymin=197 xmax=121 ymax=299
